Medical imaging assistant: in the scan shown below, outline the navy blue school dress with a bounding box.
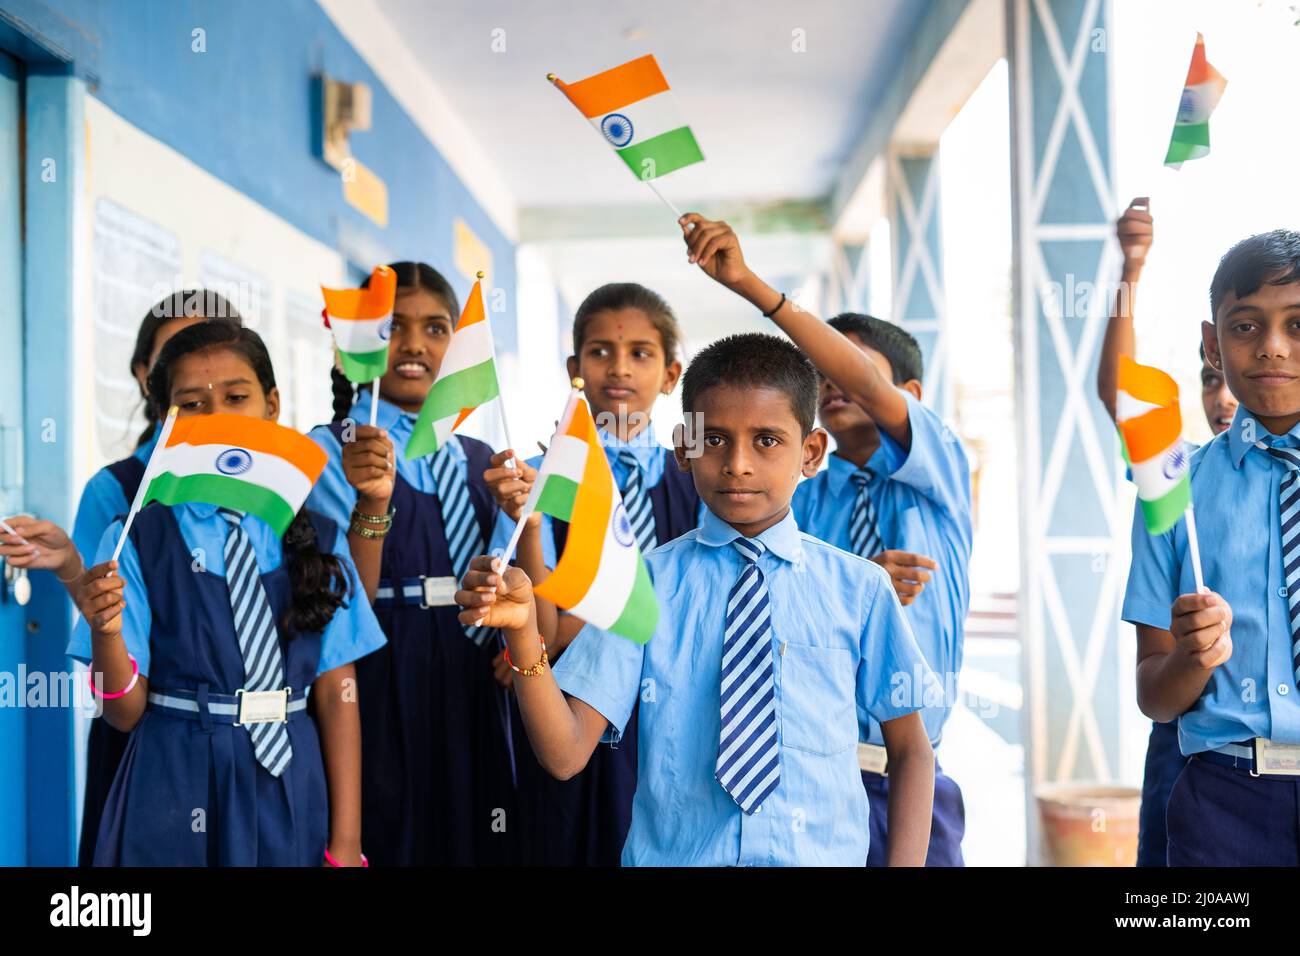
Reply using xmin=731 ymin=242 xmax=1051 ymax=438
xmin=66 ymin=501 xmax=385 ymax=866
xmin=69 ymin=430 xmax=158 ymax=867
xmin=308 ymin=395 xmax=516 ymax=866
xmin=1136 ymin=720 xmax=1189 ymax=866
xmin=492 ymin=438 xmax=700 ymax=866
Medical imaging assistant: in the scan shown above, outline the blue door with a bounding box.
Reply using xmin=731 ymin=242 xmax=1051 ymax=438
xmin=0 ymin=49 xmax=27 ymax=865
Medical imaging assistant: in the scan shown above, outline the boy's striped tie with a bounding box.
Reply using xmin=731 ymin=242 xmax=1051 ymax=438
xmin=716 ymin=537 xmax=780 ymax=814
xmin=617 ymin=450 xmax=658 ymax=553
xmin=849 ymin=466 xmax=884 ymax=558
xmin=1268 ymin=446 xmax=1300 ymax=686
xmin=218 ymin=508 xmax=293 ymax=778
xmin=430 ymin=444 xmax=491 ymax=645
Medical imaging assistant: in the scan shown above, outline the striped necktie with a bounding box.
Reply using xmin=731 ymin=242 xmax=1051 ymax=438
xmin=218 ymin=508 xmax=293 ymax=778
xmin=716 ymin=537 xmax=780 ymax=814
xmin=849 ymin=466 xmax=884 ymax=558
xmin=430 ymin=443 xmax=491 ymax=645
xmin=617 ymin=449 xmax=658 ymax=553
xmin=1268 ymin=446 xmax=1300 ymax=687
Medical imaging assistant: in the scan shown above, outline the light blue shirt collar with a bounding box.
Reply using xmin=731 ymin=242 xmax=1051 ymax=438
xmin=598 ymin=424 xmax=660 ymax=470
xmin=1228 ymin=404 xmax=1300 ymax=469
xmin=133 ymin=426 xmax=161 ymax=463
xmin=825 ymin=451 xmax=875 ymax=498
xmin=349 ymin=391 xmax=465 ymax=463
xmin=695 ymin=506 xmax=803 ymax=565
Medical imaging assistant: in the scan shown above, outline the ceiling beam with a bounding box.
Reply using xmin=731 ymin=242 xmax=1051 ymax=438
xmin=518 ymin=197 xmax=830 ymax=243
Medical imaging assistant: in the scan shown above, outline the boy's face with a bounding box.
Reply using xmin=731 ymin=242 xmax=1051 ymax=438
xmin=1204 ymin=278 xmax=1300 ymax=434
xmin=675 ymin=384 xmax=827 ymax=537
xmin=817 ymin=334 xmax=921 ymax=437
xmin=1199 ymin=354 xmax=1237 ymax=435
xmin=379 ymin=286 xmax=454 ymax=413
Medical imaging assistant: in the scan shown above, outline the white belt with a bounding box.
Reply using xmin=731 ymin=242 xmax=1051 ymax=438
xmin=857 ymin=742 xmax=888 ymax=775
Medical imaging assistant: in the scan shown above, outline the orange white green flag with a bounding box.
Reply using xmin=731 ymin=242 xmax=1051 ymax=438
xmin=1116 ymin=356 xmax=1191 ymax=535
xmin=321 ymin=265 xmax=397 ymax=383
xmin=517 ymin=391 xmax=659 ymax=644
xmin=550 ymin=54 xmax=704 ymax=182
xmin=406 ymin=273 xmax=502 ymax=460
xmin=111 ymin=408 xmax=328 ymax=561
xmin=1164 ymin=33 xmax=1228 ymax=169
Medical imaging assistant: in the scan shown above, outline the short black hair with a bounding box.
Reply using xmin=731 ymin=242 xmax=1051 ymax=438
xmin=1209 ymin=229 xmax=1300 ymax=321
xmin=681 ymin=332 xmax=818 ymax=435
xmin=827 ymin=313 xmax=923 ymax=384
xmin=573 ymin=282 xmax=681 ymax=364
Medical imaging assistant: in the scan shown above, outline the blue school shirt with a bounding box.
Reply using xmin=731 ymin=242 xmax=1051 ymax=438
xmin=71 ymin=428 xmax=160 ymax=561
xmin=487 ymin=423 xmax=695 ymax=566
xmin=305 ymin=391 xmax=470 ymax=528
xmin=552 ymin=506 xmax=933 ymax=866
xmin=66 ymin=501 xmax=386 ymax=680
xmin=1122 ymin=406 xmax=1300 ymax=755
xmin=791 ymin=391 xmax=972 ymax=745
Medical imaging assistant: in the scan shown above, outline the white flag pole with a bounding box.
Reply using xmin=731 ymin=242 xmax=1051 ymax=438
xmin=369 ymin=377 xmax=380 ymax=426
xmin=496 ymin=382 xmax=582 ymax=571
xmin=110 ymin=406 xmax=178 ymax=564
xmin=1184 ymin=504 xmax=1205 ymax=592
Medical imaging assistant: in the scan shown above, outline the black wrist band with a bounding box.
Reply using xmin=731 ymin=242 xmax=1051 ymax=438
xmin=761 ymin=292 xmax=786 ymax=319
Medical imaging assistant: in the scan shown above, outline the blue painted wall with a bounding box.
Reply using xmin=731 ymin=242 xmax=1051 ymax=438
xmin=1 ymin=0 xmax=517 ymax=318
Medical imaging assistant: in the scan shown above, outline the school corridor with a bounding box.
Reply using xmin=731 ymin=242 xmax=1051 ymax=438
xmin=0 ymin=0 xmax=1295 ymax=867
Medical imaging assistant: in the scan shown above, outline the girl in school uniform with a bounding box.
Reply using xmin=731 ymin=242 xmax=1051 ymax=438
xmin=6 ymin=319 xmax=383 ymax=865
xmin=67 ymin=290 xmax=240 ymax=867
xmin=307 ymin=261 xmax=515 ymax=866
xmin=486 ymin=281 xmax=699 ymax=866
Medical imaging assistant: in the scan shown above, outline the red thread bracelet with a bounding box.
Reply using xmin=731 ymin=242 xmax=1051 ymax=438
xmin=88 ymin=654 xmax=140 ymax=700
xmin=503 ymin=636 xmax=548 ymax=676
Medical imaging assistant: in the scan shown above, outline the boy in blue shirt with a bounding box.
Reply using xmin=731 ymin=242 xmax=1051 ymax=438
xmin=1097 ymin=198 xmax=1237 ymax=867
xmin=676 ymin=212 xmax=972 ymax=866
xmin=457 ymin=332 xmax=936 ymax=865
xmin=1123 ymin=228 xmax=1300 ymax=865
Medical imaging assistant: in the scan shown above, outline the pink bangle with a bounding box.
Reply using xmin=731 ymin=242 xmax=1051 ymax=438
xmin=324 ymin=847 xmax=369 ymax=867
xmin=88 ymin=654 xmax=139 ymax=700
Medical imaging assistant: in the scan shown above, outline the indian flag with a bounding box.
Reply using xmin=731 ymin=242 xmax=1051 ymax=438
xmin=405 ymin=274 xmax=501 ymax=460
xmin=1117 ymin=356 xmax=1191 ymax=535
xmin=140 ymin=411 xmax=328 ymax=536
xmin=321 ymin=265 xmax=397 ymax=382
xmin=1164 ymin=33 xmax=1227 ymax=169
xmin=551 ymin=54 xmax=704 ymax=181
xmin=530 ymin=396 xmax=659 ymax=644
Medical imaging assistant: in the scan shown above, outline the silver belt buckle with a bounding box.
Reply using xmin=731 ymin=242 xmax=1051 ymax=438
xmin=1253 ymin=737 xmax=1300 ymax=776
xmin=419 ymin=575 xmax=459 ymax=609
xmin=235 ymin=687 xmax=290 ymax=726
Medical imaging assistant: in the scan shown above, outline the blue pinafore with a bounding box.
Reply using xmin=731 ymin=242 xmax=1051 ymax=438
xmin=77 ymin=455 xmax=147 ymax=867
xmin=93 ymin=504 xmax=335 ymax=866
xmin=327 ymin=424 xmax=515 ymax=866
xmin=517 ymin=448 xmax=699 ymax=866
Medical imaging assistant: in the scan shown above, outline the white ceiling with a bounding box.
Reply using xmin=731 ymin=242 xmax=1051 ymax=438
xmin=373 ymin=0 xmax=934 ymax=209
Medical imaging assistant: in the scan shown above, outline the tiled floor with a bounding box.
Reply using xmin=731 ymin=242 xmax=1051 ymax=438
xmin=937 ymin=634 xmax=1026 ymax=866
